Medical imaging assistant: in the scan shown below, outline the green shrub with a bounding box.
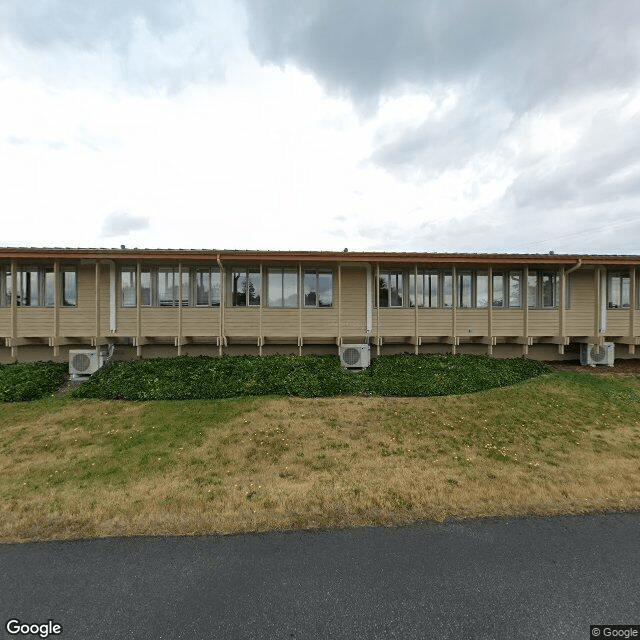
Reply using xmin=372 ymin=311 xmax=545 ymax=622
xmin=69 ymin=353 xmax=551 ymax=401
xmin=362 ymin=353 xmax=552 ymax=397
xmin=69 ymin=355 xmax=363 ymax=401
xmin=0 ymin=362 xmax=68 ymax=402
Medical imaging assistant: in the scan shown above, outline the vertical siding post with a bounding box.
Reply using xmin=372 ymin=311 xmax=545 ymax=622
xmin=594 ymin=268 xmax=600 ymax=341
xmin=218 ymin=256 xmax=225 ymax=357
xmin=487 ymin=265 xmax=493 ymax=356
xmin=337 ymin=264 xmax=342 ymax=347
xmin=451 ymin=265 xmax=457 ymax=355
xmin=53 ymin=260 xmax=60 ymax=358
xmin=559 ymin=266 xmax=566 ymax=355
xmin=375 ymin=263 xmax=380 ymax=356
xmin=523 ymin=266 xmax=529 ymax=356
xmin=177 ymin=261 xmax=183 ymax=356
xmin=298 ymin=262 xmax=302 ymax=356
xmin=136 ymin=260 xmax=142 ymax=357
xmin=95 ymin=262 xmax=101 ymax=355
xmin=10 ymin=260 xmax=17 ymax=361
xmin=258 ymin=263 xmax=263 ymax=356
xmin=630 ymin=267 xmax=636 ymax=355
xmin=414 ymin=264 xmax=419 ymax=354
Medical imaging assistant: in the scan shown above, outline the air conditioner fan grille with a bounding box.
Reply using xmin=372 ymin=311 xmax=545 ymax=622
xmin=71 ymin=353 xmax=92 ymax=372
xmin=342 ymin=347 xmax=361 ymax=366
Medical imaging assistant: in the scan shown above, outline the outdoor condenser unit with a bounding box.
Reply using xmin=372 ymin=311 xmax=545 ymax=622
xmin=339 ymin=344 xmax=371 ymax=370
xmin=580 ymin=342 xmax=615 ymax=367
xmin=69 ymin=349 xmax=107 ymax=376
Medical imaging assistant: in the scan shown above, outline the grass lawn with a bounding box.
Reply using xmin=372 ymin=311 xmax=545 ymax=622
xmin=1 ymin=370 xmax=640 ymax=542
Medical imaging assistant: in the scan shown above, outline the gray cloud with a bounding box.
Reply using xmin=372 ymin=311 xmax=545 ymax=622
xmin=101 ymin=211 xmax=150 ymax=237
xmin=0 ymin=0 xmax=243 ymax=91
xmin=506 ymin=110 xmax=640 ymax=211
xmin=370 ymin=97 xmax=514 ymax=179
xmin=244 ymin=0 xmax=640 ymax=112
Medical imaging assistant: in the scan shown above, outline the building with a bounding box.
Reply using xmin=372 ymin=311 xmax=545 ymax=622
xmin=1 ymin=247 xmax=639 ymax=364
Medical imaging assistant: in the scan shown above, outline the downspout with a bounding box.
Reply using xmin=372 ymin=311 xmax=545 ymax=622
xmin=565 ymin=258 xmax=582 ymax=275
xmin=216 ymin=253 xmax=224 ymax=353
xmin=99 ymin=259 xmax=117 ymax=333
xmin=365 ymin=262 xmax=372 ymax=335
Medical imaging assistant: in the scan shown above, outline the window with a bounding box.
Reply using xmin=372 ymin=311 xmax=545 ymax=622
xmin=1 ymin=266 xmax=10 ymax=307
xmin=608 ymin=272 xmax=630 ymax=309
xmin=304 ymin=269 xmax=333 ymax=307
xmin=157 ymin=267 xmax=188 ymax=307
xmin=378 ymin=270 xmax=403 ymax=307
xmin=528 ymin=271 xmax=557 ymax=308
xmin=267 ymin=268 xmax=298 ymax=308
xmin=124 ymin=265 xmax=189 ymax=307
xmin=61 ymin=267 xmax=76 ymax=307
xmin=410 ymin=270 xmax=453 ymax=308
xmin=16 ymin=266 xmax=54 ymax=307
xmin=231 ymin=268 xmax=260 ymax=306
xmin=455 ymin=271 xmax=488 ymax=308
xmin=195 ymin=268 xmax=220 ymax=307
xmin=492 ymin=271 xmax=521 ymax=308
xmin=121 ymin=267 xmax=136 ymax=307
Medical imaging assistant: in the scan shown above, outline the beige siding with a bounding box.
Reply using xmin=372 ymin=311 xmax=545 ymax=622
xmin=492 ymin=310 xmax=524 ymax=336
xmin=607 ymin=309 xmax=631 ymax=336
xmin=0 ymin=310 xmax=10 ymax=336
xmin=340 ymin=267 xmax=367 ymax=336
xmin=375 ymin=308 xmax=414 ymax=335
xmin=225 ymin=308 xmax=260 ymax=337
xmin=59 ymin=308 xmax=93 ymax=335
xmin=565 ymin=271 xmax=595 ymax=335
xmin=418 ymin=310 xmax=453 ymax=336
xmin=528 ymin=309 xmax=559 ymax=336
xmin=17 ymin=308 xmax=54 ymax=336
xmin=261 ymin=309 xmax=300 ymax=336
xmin=302 ymin=309 xmax=338 ymax=337
xmin=115 ymin=309 xmax=137 ymax=336
xmin=456 ymin=309 xmax=489 ymax=335
xmin=182 ymin=308 xmax=220 ymax=336
xmin=140 ymin=308 xmax=179 ymax=336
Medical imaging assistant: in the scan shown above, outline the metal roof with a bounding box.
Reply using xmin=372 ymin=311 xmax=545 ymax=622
xmin=0 ymin=246 xmax=639 ymax=265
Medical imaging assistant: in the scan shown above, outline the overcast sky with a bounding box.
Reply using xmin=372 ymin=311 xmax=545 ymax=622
xmin=2 ymin=1 xmax=640 ymax=254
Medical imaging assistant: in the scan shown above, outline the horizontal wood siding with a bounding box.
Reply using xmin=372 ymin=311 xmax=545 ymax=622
xmin=140 ymin=308 xmax=179 ymax=336
xmin=0 ymin=310 xmax=10 ymax=336
xmin=302 ymin=309 xmax=338 ymax=337
xmin=607 ymin=310 xmax=631 ymax=336
xmin=225 ymin=308 xmax=260 ymax=336
xmin=181 ymin=308 xmax=220 ymax=336
xmin=456 ymin=310 xmax=489 ymax=335
xmin=565 ymin=271 xmax=595 ymax=335
xmin=376 ymin=309 xmax=414 ymax=335
xmin=115 ymin=309 xmax=137 ymax=336
xmin=341 ymin=267 xmax=367 ymax=336
xmin=492 ymin=310 xmax=524 ymax=336
xmin=528 ymin=310 xmax=559 ymax=336
xmin=59 ymin=308 xmax=93 ymax=335
xmin=262 ymin=309 xmax=300 ymax=336
xmin=17 ymin=308 xmax=54 ymax=336
xmin=418 ymin=310 xmax=452 ymax=336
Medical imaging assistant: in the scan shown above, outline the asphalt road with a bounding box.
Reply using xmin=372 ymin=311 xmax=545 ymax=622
xmin=1 ymin=512 xmax=639 ymax=640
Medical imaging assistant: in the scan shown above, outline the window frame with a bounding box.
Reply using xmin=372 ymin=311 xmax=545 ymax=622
xmin=378 ymin=270 xmax=404 ymax=308
xmin=230 ymin=267 xmax=261 ymax=307
xmin=304 ymin=268 xmax=333 ymax=308
xmin=527 ymin=270 xmax=558 ymax=309
xmin=194 ymin=267 xmax=221 ymax=307
xmin=267 ymin=267 xmax=299 ymax=308
xmin=492 ymin=270 xmax=522 ymax=309
xmin=607 ymin=271 xmax=630 ymax=309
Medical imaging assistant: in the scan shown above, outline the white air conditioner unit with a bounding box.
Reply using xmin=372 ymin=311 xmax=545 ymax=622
xmin=580 ymin=342 xmax=614 ymax=367
xmin=339 ymin=344 xmax=370 ymax=370
xmin=69 ymin=349 xmax=107 ymax=376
